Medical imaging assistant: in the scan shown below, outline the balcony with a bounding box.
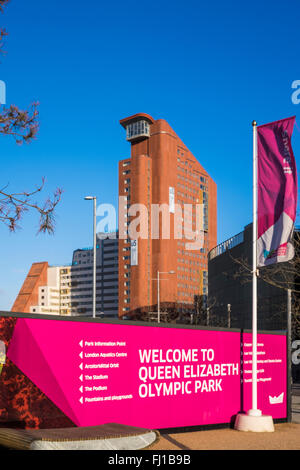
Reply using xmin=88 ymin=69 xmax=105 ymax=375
xmin=126 ymin=120 xmax=150 ymax=142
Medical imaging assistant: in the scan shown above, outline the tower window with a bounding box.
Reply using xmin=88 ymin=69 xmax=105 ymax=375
xmin=126 ymin=120 xmax=150 ymax=141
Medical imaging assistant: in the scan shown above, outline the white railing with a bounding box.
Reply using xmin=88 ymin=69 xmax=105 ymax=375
xmin=208 ymin=231 xmax=244 ymax=261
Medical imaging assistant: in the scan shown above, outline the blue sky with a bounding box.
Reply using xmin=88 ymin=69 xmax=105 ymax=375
xmin=0 ymin=0 xmax=300 ymax=310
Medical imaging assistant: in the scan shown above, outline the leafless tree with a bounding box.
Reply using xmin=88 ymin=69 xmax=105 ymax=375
xmin=0 ymin=0 xmax=62 ymax=233
xmin=228 ymin=231 xmax=300 ymax=292
xmin=228 ymin=230 xmax=300 ymax=338
xmin=128 ymin=297 xmax=218 ymax=326
xmin=0 ymin=0 xmax=8 ymax=53
xmin=0 ymin=179 xmax=62 ymax=233
xmin=0 ymin=102 xmax=39 ymax=144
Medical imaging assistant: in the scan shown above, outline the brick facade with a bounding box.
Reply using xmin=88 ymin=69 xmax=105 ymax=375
xmin=118 ymin=113 xmax=217 ymax=317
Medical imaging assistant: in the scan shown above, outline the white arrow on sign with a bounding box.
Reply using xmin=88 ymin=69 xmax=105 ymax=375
xmin=79 ymin=374 xmax=83 ymax=382
xmin=79 ymin=397 xmax=83 ymax=404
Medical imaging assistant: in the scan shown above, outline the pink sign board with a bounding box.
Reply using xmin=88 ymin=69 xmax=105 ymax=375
xmin=2 ymin=316 xmax=287 ymax=429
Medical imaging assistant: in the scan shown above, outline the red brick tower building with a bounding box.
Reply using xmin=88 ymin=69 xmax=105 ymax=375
xmin=118 ymin=113 xmax=217 ymax=318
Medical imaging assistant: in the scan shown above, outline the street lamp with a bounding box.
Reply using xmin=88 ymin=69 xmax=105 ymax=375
xmin=156 ymin=270 xmax=175 ymax=323
xmin=84 ymin=196 xmax=97 ymax=319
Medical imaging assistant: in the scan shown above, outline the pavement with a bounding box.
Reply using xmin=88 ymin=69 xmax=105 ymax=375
xmin=292 ymin=384 xmax=300 ymax=424
xmin=0 ymin=386 xmax=299 ymax=451
xmin=148 ymin=385 xmax=300 ymax=451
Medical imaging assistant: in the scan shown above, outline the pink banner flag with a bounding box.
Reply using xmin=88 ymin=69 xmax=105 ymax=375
xmin=257 ymin=116 xmax=297 ymax=267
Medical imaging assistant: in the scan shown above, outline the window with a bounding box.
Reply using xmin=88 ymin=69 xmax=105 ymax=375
xmin=126 ymin=120 xmax=150 ymax=140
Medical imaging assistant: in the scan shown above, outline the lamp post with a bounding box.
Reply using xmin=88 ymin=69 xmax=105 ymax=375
xmin=156 ymin=270 xmax=175 ymax=323
xmin=84 ymin=196 xmax=97 ymax=319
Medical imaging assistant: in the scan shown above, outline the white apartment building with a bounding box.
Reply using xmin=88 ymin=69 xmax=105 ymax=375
xmin=26 ymin=233 xmax=119 ymax=318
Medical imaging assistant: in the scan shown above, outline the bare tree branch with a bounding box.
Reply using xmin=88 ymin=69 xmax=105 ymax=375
xmin=0 ymin=2 xmax=39 ymax=144
xmin=0 ymin=0 xmax=9 ymax=12
xmin=228 ymin=232 xmax=300 ymax=294
xmin=0 ymin=0 xmax=9 ymax=54
xmin=0 ymin=0 xmax=62 ymax=232
xmin=0 ymin=179 xmax=63 ymax=234
xmin=0 ymin=102 xmax=39 ymax=144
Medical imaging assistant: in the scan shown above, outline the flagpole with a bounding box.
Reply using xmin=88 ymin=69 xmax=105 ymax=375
xmin=234 ymin=121 xmax=274 ymax=432
xmin=249 ymin=120 xmax=261 ymax=417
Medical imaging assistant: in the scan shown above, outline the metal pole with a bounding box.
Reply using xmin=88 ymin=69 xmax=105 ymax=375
xmin=234 ymin=122 xmax=274 ymax=432
xmin=93 ymin=197 xmax=97 ymax=319
xmin=157 ymin=271 xmax=160 ymax=323
xmin=153 ymin=271 xmax=174 ymax=323
xmin=287 ymin=289 xmax=292 ymax=422
xmin=207 ymin=307 xmax=209 ymax=326
xmin=249 ymin=120 xmax=261 ymax=416
xmin=227 ymin=303 xmax=231 ymax=328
